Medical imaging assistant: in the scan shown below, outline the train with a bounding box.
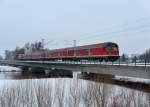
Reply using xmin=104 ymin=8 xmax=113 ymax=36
xmin=16 ymin=42 xmax=119 ymax=62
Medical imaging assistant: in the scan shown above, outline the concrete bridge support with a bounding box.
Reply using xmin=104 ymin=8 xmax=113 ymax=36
xmin=45 ymin=68 xmax=73 ymax=78
xmin=21 ymin=66 xmax=45 ymax=74
xmin=21 ymin=66 xmax=31 ymax=72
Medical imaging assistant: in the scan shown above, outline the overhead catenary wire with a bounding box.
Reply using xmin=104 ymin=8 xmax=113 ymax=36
xmin=76 ymin=16 xmax=150 ymax=41
xmin=81 ymin=24 xmax=150 ymax=40
xmin=75 ymin=20 xmax=150 ymax=44
xmin=79 ymin=26 xmax=150 ymax=44
xmin=41 ymin=17 xmax=150 ymax=49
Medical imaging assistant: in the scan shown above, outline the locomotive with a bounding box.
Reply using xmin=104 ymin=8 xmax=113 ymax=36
xmin=17 ymin=42 xmax=119 ymax=62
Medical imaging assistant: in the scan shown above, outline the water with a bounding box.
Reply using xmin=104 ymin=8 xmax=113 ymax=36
xmin=0 ymin=66 xmax=149 ymax=107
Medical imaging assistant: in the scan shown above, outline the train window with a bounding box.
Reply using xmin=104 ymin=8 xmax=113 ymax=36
xmin=96 ymin=48 xmax=99 ymax=52
xmin=51 ymin=52 xmax=57 ymax=56
xmin=55 ymin=52 xmax=58 ymax=55
xmin=76 ymin=50 xmax=80 ymax=54
xmin=80 ymin=49 xmax=83 ymax=53
xmin=90 ymin=49 xmax=93 ymax=53
xmin=106 ymin=47 xmax=112 ymax=51
xmin=68 ymin=50 xmax=74 ymax=54
xmin=63 ymin=51 xmax=67 ymax=54
xmin=79 ymin=49 xmax=89 ymax=53
xmin=92 ymin=48 xmax=99 ymax=52
xmin=60 ymin=52 xmax=63 ymax=56
xmin=85 ymin=49 xmax=89 ymax=53
xmin=106 ymin=43 xmax=118 ymax=52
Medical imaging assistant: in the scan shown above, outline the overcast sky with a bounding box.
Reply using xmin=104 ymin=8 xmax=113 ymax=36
xmin=0 ymin=0 xmax=150 ymax=56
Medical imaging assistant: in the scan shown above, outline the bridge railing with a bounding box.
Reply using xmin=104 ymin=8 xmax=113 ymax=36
xmin=113 ymin=57 xmax=150 ymax=67
xmin=53 ymin=57 xmax=150 ymax=67
xmin=0 ymin=58 xmax=150 ymax=67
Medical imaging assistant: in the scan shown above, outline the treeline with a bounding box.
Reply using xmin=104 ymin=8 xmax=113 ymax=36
xmin=120 ymin=49 xmax=150 ymax=63
xmin=5 ymin=41 xmax=44 ymax=60
xmin=139 ymin=49 xmax=150 ymax=62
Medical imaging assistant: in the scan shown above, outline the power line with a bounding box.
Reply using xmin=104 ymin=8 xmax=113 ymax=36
xmin=77 ymin=22 xmax=150 ymax=43
xmin=78 ymin=26 xmax=150 ymax=44
xmin=44 ymin=40 xmax=54 ymax=46
xmin=76 ymin=16 xmax=150 ymax=41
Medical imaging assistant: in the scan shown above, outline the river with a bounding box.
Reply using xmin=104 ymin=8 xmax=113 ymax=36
xmin=0 ymin=65 xmax=149 ymax=107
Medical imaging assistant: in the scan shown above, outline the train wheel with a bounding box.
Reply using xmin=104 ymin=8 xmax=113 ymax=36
xmin=99 ymin=58 xmax=103 ymax=62
xmin=104 ymin=58 xmax=109 ymax=62
xmin=109 ymin=57 xmax=119 ymax=62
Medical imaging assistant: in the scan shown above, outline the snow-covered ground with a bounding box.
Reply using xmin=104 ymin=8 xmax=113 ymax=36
xmin=0 ymin=66 xmax=21 ymax=72
xmin=115 ymin=76 xmax=150 ymax=84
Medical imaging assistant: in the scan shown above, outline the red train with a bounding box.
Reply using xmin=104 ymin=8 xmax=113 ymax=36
xmin=17 ymin=42 xmax=119 ymax=62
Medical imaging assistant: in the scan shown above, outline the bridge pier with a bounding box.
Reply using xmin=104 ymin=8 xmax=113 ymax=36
xmin=45 ymin=68 xmax=73 ymax=78
xmin=81 ymin=72 xmax=89 ymax=75
xmin=21 ymin=66 xmax=45 ymax=74
xmin=21 ymin=66 xmax=30 ymax=72
xmin=29 ymin=67 xmax=46 ymax=74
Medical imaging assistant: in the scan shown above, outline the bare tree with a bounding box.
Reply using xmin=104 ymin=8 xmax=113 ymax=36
xmin=81 ymin=82 xmax=95 ymax=107
xmin=139 ymin=49 xmax=150 ymax=63
xmin=68 ymin=80 xmax=81 ymax=107
xmin=91 ymin=83 xmax=108 ymax=107
xmin=33 ymin=80 xmax=53 ymax=107
xmin=54 ymin=80 xmax=65 ymax=107
xmin=120 ymin=53 xmax=129 ymax=62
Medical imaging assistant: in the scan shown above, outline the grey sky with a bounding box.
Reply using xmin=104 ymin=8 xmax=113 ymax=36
xmin=0 ymin=0 xmax=150 ymax=56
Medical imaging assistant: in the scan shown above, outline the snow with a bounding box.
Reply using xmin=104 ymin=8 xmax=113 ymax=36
xmin=0 ymin=66 xmax=21 ymax=72
xmin=115 ymin=76 xmax=150 ymax=84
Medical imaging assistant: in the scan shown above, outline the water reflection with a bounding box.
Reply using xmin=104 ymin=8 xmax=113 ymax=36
xmin=0 ymin=66 xmax=149 ymax=93
xmin=0 ymin=68 xmax=72 ymax=79
xmin=79 ymin=73 xmax=150 ymax=93
xmin=0 ymin=66 xmax=149 ymax=107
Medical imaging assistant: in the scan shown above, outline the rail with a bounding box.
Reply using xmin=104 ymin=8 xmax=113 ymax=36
xmin=0 ymin=57 xmax=150 ymax=67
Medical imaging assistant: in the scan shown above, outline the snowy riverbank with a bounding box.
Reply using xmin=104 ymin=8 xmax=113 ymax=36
xmin=115 ymin=76 xmax=150 ymax=84
xmin=0 ymin=66 xmax=21 ymax=72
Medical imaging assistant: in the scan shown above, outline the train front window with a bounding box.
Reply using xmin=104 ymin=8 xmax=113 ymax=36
xmin=106 ymin=43 xmax=118 ymax=51
xmin=106 ymin=47 xmax=112 ymax=51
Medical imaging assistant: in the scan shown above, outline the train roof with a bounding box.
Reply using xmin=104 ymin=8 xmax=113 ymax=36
xmin=47 ymin=42 xmax=118 ymax=52
xmin=23 ymin=42 xmax=118 ymax=55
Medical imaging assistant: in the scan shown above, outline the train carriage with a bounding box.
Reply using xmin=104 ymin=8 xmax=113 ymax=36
xmin=17 ymin=42 xmax=119 ymax=62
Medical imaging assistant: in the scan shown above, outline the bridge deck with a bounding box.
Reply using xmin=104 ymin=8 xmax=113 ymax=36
xmin=0 ymin=60 xmax=150 ymax=79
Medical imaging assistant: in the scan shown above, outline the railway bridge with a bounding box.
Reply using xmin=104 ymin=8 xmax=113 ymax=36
xmin=0 ymin=60 xmax=150 ymax=79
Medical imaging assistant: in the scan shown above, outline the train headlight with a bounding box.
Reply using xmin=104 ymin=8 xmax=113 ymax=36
xmin=113 ymin=47 xmax=118 ymax=51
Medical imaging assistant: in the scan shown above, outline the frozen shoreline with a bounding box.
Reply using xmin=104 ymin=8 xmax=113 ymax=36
xmin=115 ymin=76 xmax=150 ymax=84
xmin=0 ymin=66 xmax=21 ymax=72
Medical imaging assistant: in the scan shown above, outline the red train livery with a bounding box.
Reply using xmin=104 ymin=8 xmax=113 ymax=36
xmin=17 ymin=42 xmax=119 ymax=62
